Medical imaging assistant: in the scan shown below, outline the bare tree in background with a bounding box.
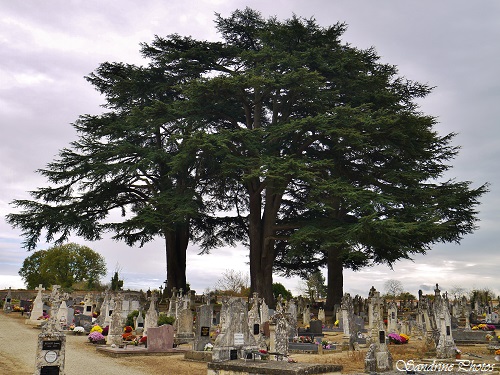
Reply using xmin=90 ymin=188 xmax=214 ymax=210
xmin=384 ymin=279 xmax=404 ymax=298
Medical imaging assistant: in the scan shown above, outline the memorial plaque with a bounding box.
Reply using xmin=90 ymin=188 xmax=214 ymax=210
xmin=230 ymin=349 xmax=238 ymax=360
xmin=446 ymin=326 xmax=451 ymax=336
xmin=40 ymin=366 xmax=59 ymax=375
xmin=234 ymin=333 xmax=244 ymax=345
xmin=86 ymin=306 xmax=92 ymax=312
xmin=201 ymin=326 xmax=210 ymax=337
xmin=379 ymin=330 xmax=385 ymax=344
xmin=253 ymin=323 xmax=260 ymax=335
xmin=42 ymin=341 xmax=62 ymax=350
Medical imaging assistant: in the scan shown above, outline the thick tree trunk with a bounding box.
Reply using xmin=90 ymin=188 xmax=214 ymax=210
xmin=325 ymin=245 xmax=344 ymax=312
xmin=248 ymin=180 xmax=279 ymax=308
xmin=164 ymin=224 xmax=189 ymax=296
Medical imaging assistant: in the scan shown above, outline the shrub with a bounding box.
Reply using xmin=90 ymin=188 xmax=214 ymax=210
xmin=157 ymin=313 xmax=175 ymax=326
xmin=125 ymin=310 xmax=145 ymax=327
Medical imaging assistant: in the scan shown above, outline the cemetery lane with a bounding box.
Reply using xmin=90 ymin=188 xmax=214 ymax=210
xmin=0 ymin=312 xmax=150 ymax=375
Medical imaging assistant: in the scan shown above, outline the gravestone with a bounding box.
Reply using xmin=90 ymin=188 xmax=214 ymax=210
xmin=211 ymin=297 xmax=258 ymax=362
xmin=148 ymin=324 xmax=175 ymax=352
xmin=365 ymin=290 xmax=393 ymax=372
xmin=82 ymin=293 xmax=93 ymax=317
xmin=29 ymin=284 xmax=46 ymax=324
xmin=317 ymin=308 xmax=325 ymax=323
xmin=135 ymin=309 xmax=145 ymax=333
xmin=387 ymin=301 xmax=398 ymax=333
xmin=341 ymin=293 xmax=356 ymax=347
xmin=247 ymin=292 xmax=266 ymax=348
xmin=56 ymin=298 xmax=69 ymax=330
xmin=302 ymin=305 xmax=311 ymax=326
xmin=104 ymin=295 xmax=115 ymax=327
xmin=3 ymin=287 xmax=12 ymax=313
xmin=260 ymin=299 xmax=270 ymax=325
xmin=434 ymin=284 xmax=456 ymax=359
xmin=74 ymin=314 xmax=92 ymax=332
xmin=175 ymin=307 xmax=195 ymax=343
xmin=194 ymin=304 xmax=212 ymax=351
xmin=286 ymin=299 xmax=298 ymax=339
xmin=35 ymin=286 xmax=66 ymax=375
xmin=106 ymin=293 xmax=124 ymax=346
xmin=144 ymin=292 xmax=158 ymax=336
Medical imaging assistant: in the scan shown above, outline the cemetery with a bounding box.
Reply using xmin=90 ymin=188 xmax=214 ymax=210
xmin=1 ymin=283 xmax=500 ymax=374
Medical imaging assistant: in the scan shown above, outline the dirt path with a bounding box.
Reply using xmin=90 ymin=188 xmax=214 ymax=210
xmin=1 ymin=312 xmax=206 ymax=375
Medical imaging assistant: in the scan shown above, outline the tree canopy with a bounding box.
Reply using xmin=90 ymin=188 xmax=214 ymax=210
xmin=7 ymin=8 xmax=487 ymax=307
xmin=18 ymin=243 xmax=106 ymax=289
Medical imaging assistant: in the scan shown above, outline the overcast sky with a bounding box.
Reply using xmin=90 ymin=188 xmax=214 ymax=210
xmin=1 ymin=0 xmax=499 ymax=299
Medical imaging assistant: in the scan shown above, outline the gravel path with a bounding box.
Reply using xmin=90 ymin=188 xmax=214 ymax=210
xmin=1 ymin=312 xmax=149 ymax=375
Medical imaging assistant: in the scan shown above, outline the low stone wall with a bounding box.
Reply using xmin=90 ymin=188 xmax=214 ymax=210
xmin=453 ymin=329 xmax=499 ymax=344
xmin=207 ymin=360 xmax=342 ymax=375
xmin=185 ymin=350 xmax=213 ymax=362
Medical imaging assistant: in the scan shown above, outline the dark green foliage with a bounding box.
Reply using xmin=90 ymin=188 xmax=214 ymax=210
xmin=126 ymin=310 xmax=145 ymax=327
xmin=6 ymin=8 xmax=488 ymax=307
xmin=110 ymin=272 xmax=123 ymax=291
xmin=272 ymin=283 xmax=293 ymax=300
xmin=18 ymin=243 xmax=106 ymax=289
xmin=157 ymin=313 xmax=175 ymax=326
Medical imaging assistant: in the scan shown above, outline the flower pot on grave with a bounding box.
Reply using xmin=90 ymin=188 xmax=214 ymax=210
xmin=92 ymin=339 xmax=106 ymax=345
xmin=456 ymin=354 xmax=461 ymax=359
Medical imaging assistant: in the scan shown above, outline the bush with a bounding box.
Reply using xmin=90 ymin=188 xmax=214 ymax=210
xmin=157 ymin=313 xmax=175 ymax=326
xmin=125 ymin=310 xmax=145 ymax=327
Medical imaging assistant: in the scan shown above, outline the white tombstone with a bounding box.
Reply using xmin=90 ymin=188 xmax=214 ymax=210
xmin=83 ymin=293 xmax=94 ymax=316
xmin=57 ymin=299 xmax=69 ymax=330
xmin=302 ymin=305 xmax=311 ymax=326
xmin=387 ymin=301 xmax=398 ymax=333
xmin=318 ymin=308 xmax=325 ymax=323
xmin=29 ymin=284 xmax=46 ymax=324
xmin=144 ymin=292 xmax=159 ymax=336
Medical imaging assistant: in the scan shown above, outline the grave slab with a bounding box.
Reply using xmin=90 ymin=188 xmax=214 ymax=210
xmin=207 ymin=360 xmax=342 ymax=375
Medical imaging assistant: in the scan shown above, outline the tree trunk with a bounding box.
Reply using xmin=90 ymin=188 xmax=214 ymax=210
xmin=248 ymin=180 xmax=279 ymax=308
xmin=325 ymin=245 xmax=344 ymax=311
xmin=164 ymin=224 xmax=189 ymax=296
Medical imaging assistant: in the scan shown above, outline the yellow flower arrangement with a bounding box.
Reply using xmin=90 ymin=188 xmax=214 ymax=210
xmin=90 ymin=325 xmax=103 ymax=333
xmin=334 ymin=320 xmax=339 ymax=326
xmin=495 ymin=349 xmax=500 ymax=355
xmin=400 ymin=333 xmax=410 ymax=342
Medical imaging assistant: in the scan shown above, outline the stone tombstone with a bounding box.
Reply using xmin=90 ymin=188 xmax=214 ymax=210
xmin=260 ymin=299 xmax=270 ymax=324
xmin=302 ymin=305 xmax=311 ymax=326
xmin=135 ymin=309 xmax=145 ymax=333
xmin=341 ymin=293 xmax=356 ymax=343
xmin=317 ymin=308 xmax=325 ymax=323
xmin=82 ymin=293 xmax=93 ymax=316
xmin=310 ymin=319 xmax=323 ymax=335
xmin=148 ymin=324 xmax=174 ymax=352
xmin=74 ymin=314 xmax=92 ymax=331
xmin=176 ymin=307 xmax=195 ymax=342
xmin=271 ymin=309 xmax=292 ymax=355
xmin=248 ymin=292 xmax=261 ymax=335
xmin=35 ymin=286 xmax=66 ymax=375
xmin=104 ymin=294 xmax=115 ymax=327
xmin=286 ymin=299 xmax=298 ymax=339
xmin=434 ymin=285 xmax=456 ymax=359
xmin=56 ymin=298 xmax=69 ymax=330
xmin=167 ymin=287 xmax=177 ymax=317
xmin=212 ymin=297 xmax=258 ymax=362
xmin=144 ymin=292 xmax=158 ymax=336
xmin=3 ymin=287 xmax=12 ymax=312
xmin=194 ymin=303 xmax=213 ymax=351
xmin=106 ymin=293 xmax=124 ymax=346
xmin=29 ymin=284 xmax=46 ymax=323
xmin=365 ymin=291 xmax=393 ymax=372
xmin=387 ymin=301 xmax=398 ymax=333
